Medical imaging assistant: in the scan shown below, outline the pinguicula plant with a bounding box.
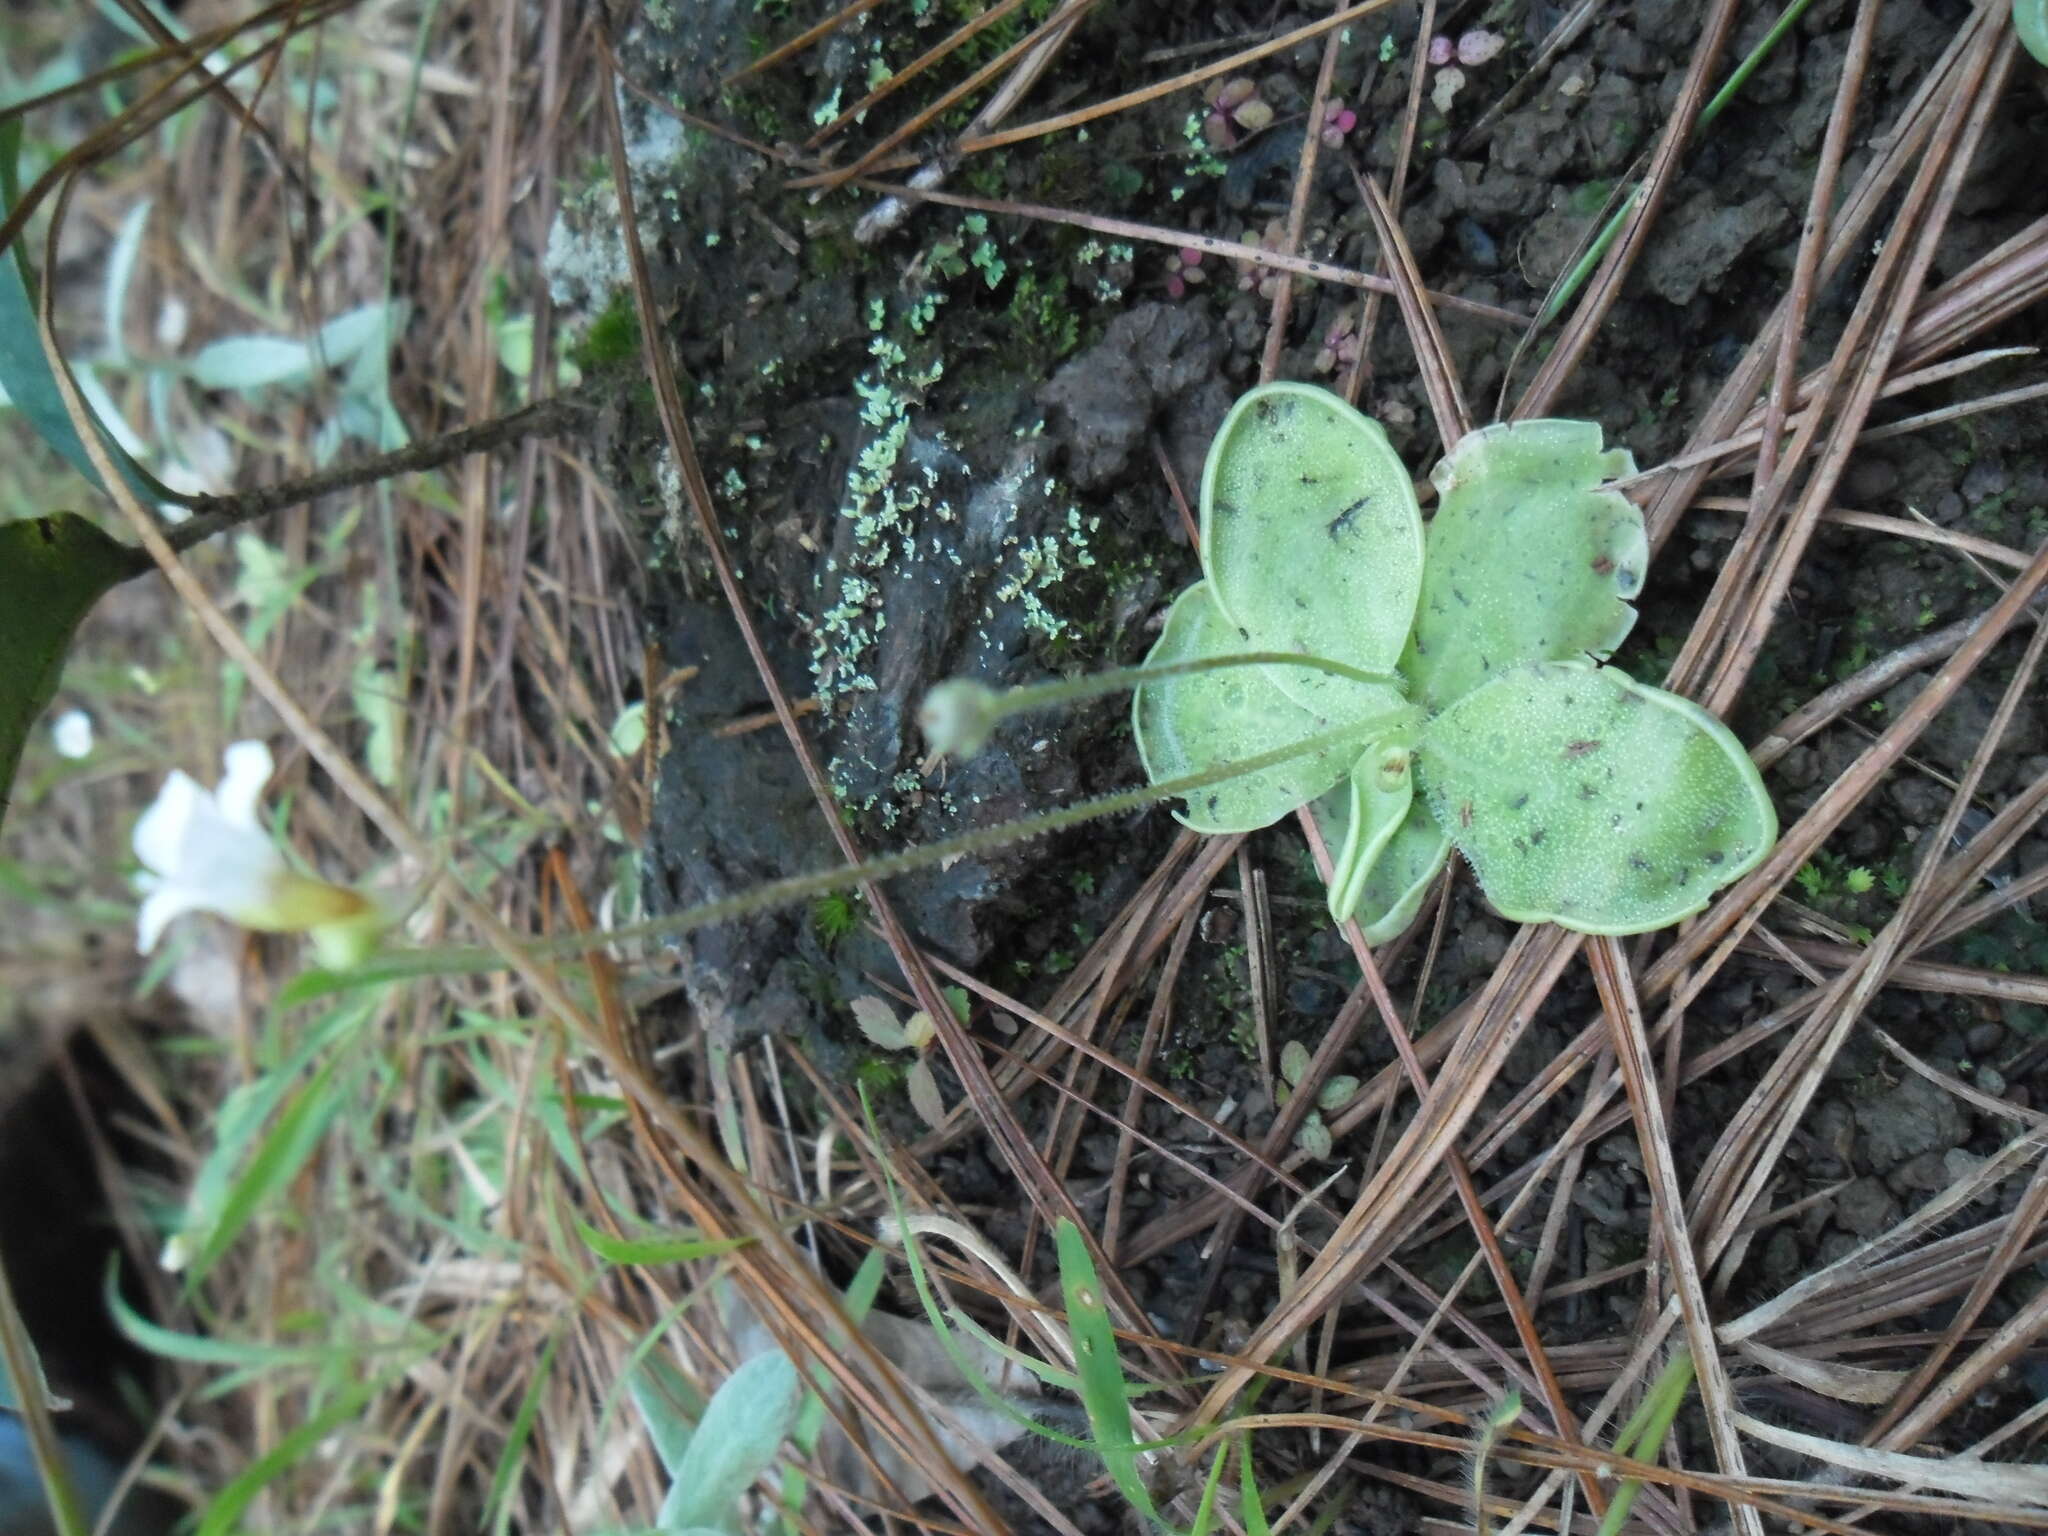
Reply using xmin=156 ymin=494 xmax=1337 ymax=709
xmin=2019 ymin=0 xmax=2047 ymax=66
xmin=1128 ymin=383 xmax=1776 ymax=940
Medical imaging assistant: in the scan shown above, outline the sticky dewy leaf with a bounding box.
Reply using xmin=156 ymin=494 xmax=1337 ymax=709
xmin=1133 ymin=582 xmax=1400 ymax=833
xmin=1316 ymin=730 xmax=1419 ymax=926
xmin=1402 ymin=419 xmax=1645 ymax=711
xmin=0 ymin=513 xmax=142 ymax=822
xmin=1419 ymin=661 xmax=1776 ymax=934
xmin=1318 ymin=790 xmax=1451 ymax=944
xmin=2018 ymin=0 xmax=2048 ymax=67
xmin=1200 ymin=382 xmax=1422 ymax=713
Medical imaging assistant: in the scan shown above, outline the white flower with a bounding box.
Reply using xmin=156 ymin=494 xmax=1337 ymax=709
xmin=51 ymin=709 xmax=94 ymax=759
xmin=133 ymin=740 xmax=379 ymax=965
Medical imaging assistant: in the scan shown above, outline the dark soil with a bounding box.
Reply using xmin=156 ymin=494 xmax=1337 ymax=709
xmin=568 ymin=0 xmax=2048 ymax=1525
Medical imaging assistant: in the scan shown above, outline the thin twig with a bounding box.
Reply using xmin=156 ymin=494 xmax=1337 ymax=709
xmin=159 ymin=394 xmax=595 ymax=558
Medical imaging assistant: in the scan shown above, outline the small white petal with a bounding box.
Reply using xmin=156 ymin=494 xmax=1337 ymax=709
xmin=51 ymin=709 xmax=94 ymax=759
xmin=214 ymin=741 xmax=275 ymax=828
xmin=155 ymin=295 xmax=189 ymax=350
xmin=138 ymin=885 xmax=203 ymax=954
xmin=133 ymin=770 xmax=204 ymax=875
xmin=174 ymin=829 xmax=289 ymax=922
xmin=131 ymin=740 xmax=366 ymax=956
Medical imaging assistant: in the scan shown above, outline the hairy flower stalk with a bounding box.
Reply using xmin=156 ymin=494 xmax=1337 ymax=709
xmin=324 ymin=705 xmax=1419 ymax=992
xmin=917 ymin=651 xmax=1404 ymax=761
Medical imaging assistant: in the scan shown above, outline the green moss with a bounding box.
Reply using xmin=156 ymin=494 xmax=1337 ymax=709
xmin=1100 ymin=162 xmax=1145 ymax=203
xmin=963 ymin=158 xmax=1010 ymax=199
xmin=808 ymin=231 xmax=860 ymax=280
xmin=571 ymin=289 xmax=642 ymax=371
xmin=1006 ymin=271 xmax=1079 ymax=363
xmin=723 ymin=84 xmax=788 ymax=142
xmin=811 ymin=890 xmax=863 ymax=946
xmin=854 ymin=1056 xmax=905 ymax=1092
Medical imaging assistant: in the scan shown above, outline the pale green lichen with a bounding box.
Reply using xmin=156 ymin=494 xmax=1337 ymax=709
xmin=811 ymin=295 xmax=1101 ymax=817
xmin=544 ymin=106 xmax=700 ymax=316
xmin=1074 ymin=240 xmax=1133 ymax=303
xmin=809 ymin=305 xmax=953 ymax=706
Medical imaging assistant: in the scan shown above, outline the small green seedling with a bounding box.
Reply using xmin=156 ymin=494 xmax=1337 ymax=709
xmin=1134 ymin=383 xmax=1776 ymax=940
xmin=1594 ymin=1350 xmax=1695 ymax=1536
xmin=1469 ymin=1389 xmax=1523 ymax=1536
xmin=1275 ymin=1039 xmax=1358 ymax=1160
xmin=851 ymin=994 xmax=948 ymax=1130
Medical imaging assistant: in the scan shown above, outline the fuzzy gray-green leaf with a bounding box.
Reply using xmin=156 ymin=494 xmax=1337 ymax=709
xmin=1133 ymin=582 xmax=1400 ymax=833
xmin=664 ymin=1349 xmax=801 ymax=1531
xmin=1402 ymin=419 xmax=1644 ymax=711
xmin=1200 ymin=381 xmax=1422 ymax=714
xmin=1419 ymin=661 xmax=1775 ymax=934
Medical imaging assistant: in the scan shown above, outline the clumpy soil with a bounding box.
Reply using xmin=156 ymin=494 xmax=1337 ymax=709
xmin=568 ymin=0 xmax=2048 ymax=1522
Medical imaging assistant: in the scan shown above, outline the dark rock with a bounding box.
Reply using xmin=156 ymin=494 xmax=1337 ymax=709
xmin=1491 ymin=83 xmax=1575 ymax=181
xmin=1040 ymin=303 xmax=1230 ymax=494
xmin=1845 ymin=456 xmax=1901 ymax=500
xmin=1761 ymin=1226 xmax=1803 ymax=1283
xmin=1640 ymin=192 xmax=1788 ymax=307
xmin=1961 ymin=457 xmax=2010 ymax=508
xmin=1602 ymin=29 xmax=1664 ymax=78
xmin=1855 ymin=1073 xmax=1969 ymax=1173
xmin=1519 ymin=193 xmax=1598 ymax=291
xmin=1287 ymin=974 xmax=1346 ymax=1017
xmin=1582 ymin=74 xmax=1648 ymax=175
xmin=1967 ymin=1021 xmax=2007 ymax=1056
xmin=1881 ymin=674 xmax=2046 ymax=773
xmin=1888 ymin=1149 xmax=1958 ymax=1195
xmin=1834 ymin=1176 xmax=1901 ymax=1237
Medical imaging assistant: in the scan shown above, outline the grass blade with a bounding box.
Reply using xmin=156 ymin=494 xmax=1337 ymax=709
xmin=576 ymin=1219 xmax=752 ymax=1266
xmin=1594 ymin=1351 xmax=1695 ymax=1536
xmin=1054 ymin=1216 xmax=1162 ymax=1524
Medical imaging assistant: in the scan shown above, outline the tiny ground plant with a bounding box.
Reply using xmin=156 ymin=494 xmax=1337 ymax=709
xmin=1133 ymin=383 xmax=1777 ymax=939
xmin=1276 ymin=1039 xmax=1358 ymax=1159
xmin=852 ymin=990 xmax=961 ymax=1129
